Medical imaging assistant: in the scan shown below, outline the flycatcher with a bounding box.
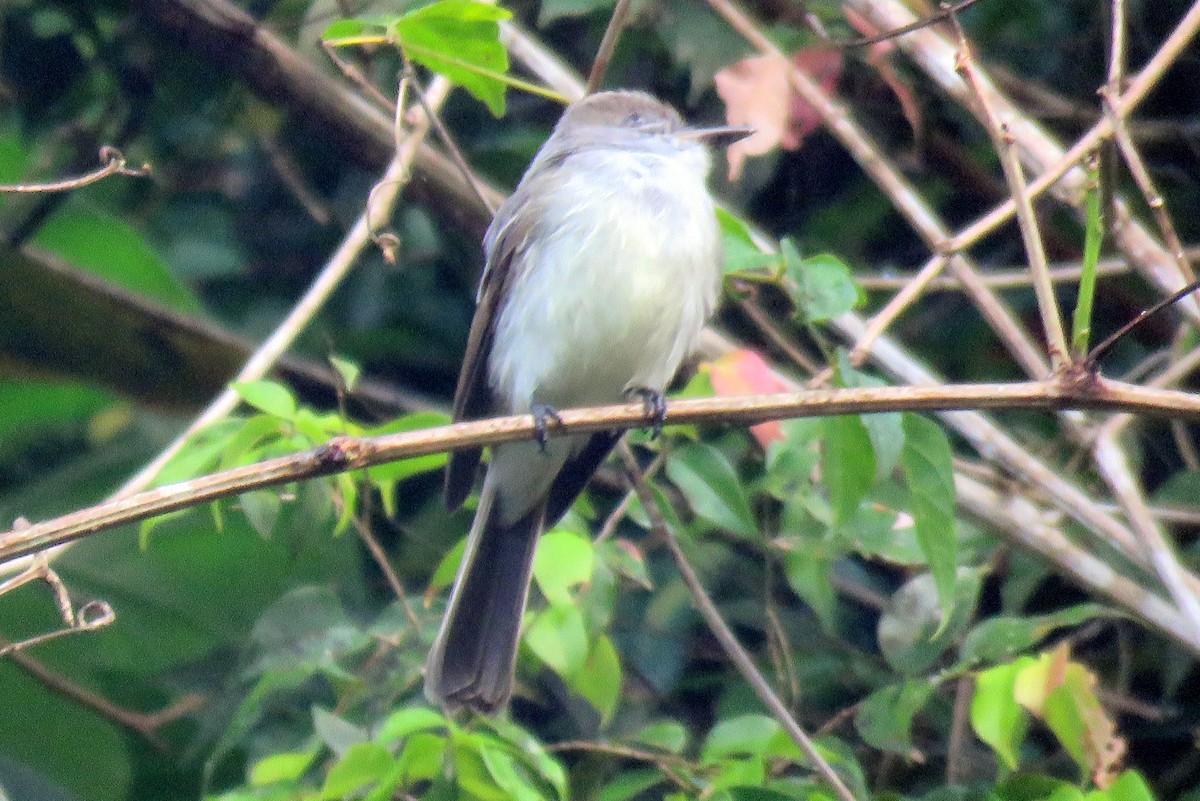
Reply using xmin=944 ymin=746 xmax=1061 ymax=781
xmin=426 ymin=90 xmax=751 ymax=714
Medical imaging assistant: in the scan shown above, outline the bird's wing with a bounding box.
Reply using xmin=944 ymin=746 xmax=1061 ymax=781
xmin=443 ymin=188 xmax=539 ymax=512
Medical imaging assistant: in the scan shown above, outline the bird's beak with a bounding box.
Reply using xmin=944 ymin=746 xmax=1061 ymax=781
xmin=679 ymin=124 xmax=757 ymax=146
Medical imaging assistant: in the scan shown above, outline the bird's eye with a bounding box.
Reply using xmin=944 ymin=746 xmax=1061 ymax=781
xmin=625 ymin=112 xmax=643 ymax=126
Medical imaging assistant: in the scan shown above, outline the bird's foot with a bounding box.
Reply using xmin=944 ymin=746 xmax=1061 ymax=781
xmin=625 ymin=387 xmax=667 ymax=439
xmin=531 ymin=402 xmax=563 ymax=452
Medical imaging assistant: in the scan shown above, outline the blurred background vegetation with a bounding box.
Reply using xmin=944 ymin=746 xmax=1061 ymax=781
xmin=2 ymin=0 xmax=1200 ymax=799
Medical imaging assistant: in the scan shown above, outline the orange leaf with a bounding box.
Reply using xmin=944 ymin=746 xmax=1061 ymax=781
xmin=705 ymin=349 xmax=788 ymax=446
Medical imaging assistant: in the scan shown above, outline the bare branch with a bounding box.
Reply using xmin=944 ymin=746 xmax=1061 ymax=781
xmin=7 ymin=377 xmax=1200 ymax=570
xmin=0 ymin=147 xmax=149 ymax=194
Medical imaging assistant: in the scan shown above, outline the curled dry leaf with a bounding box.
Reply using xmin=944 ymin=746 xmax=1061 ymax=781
xmin=714 ymin=49 xmax=843 ymax=180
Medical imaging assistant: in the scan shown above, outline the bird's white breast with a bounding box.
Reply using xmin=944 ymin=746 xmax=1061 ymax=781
xmin=489 ymin=147 xmax=722 ymax=415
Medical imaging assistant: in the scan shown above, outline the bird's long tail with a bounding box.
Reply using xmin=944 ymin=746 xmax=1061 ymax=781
xmin=424 ymin=476 xmax=545 ymax=715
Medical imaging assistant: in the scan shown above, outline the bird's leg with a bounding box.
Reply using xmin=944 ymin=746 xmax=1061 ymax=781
xmin=624 ymin=386 xmax=667 ymax=439
xmin=530 ymin=402 xmax=563 ymax=453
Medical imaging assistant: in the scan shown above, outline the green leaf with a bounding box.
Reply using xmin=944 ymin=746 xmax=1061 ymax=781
xmin=782 ymin=539 xmax=838 ymax=631
xmin=538 ymin=0 xmax=612 ymax=25
xmin=250 ymin=751 xmax=316 ymax=786
xmin=239 ymin=490 xmax=281 ymax=538
xmin=783 ymin=243 xmax=860 ymax=323
xmin=220 ymin=414 xmax=287 ymax=470
xmin=329 ymin=354 xmax=362 ymax=390
xmin=394 ymin=1 xmax=513 ymax=116
xmin=232 ymin=380 xmax=298 ymax=420
xmin=878 ymin=569 xmax=983 ymax=675
xmin=597 ymin=770 xmax=665 ymax=801
xmin=959 ymin=604 xmax=1115 ymax=667
xmin=35 ymin=201 xmax=201 ymax=313
xmin=665 ymin=442 xmax=756 ymax=536
xmin=480 ymin=744 xmax=541 ymax=801
xmin=993 ymin=775 xmax=1084 ymax=801
xmin=322 ymin=18 xmax=367 ymax=39
xmin=823 ymin=414 xmax=875 ymax=524
xmin=972 ymin=658 xmax=1032 ymax=770
xmin=1071 ymin=157 xmax=1103 ymax=357
xmin=366 ymin=411 xmax=451 ymax=481
xmin=482 ymin=719 xmax=568 ymax=801
xmin=854 ymin=679 xmax=936 ymax=753
xmin=654 ymin=0 xmax=747 ymax=100
xmin=701 ymin=714 xmax=780 ymax=763
xmin=524 ymin=601 xmax=588 ymax=677
xmin=632 ymin=721 xmax=689 ymax=754
xmin=1088 ymin=771 xmax=1155 ymax=801
xmin=314 ymin=707 xmax=369 ymax=756
xmin=430 ymin=536 xmax=468 ymax=592
xmin=718 ymin=207 xmax=779 ymax=275
xmin=900 ymin=413 xmax=957 ymax=611
xmin=835 ymin=353 xmax=903 ymax=480
xmin=574 ymin=634 xmax=622 ymax=723
xmin=334 ymin=472 xmax=358 ymax=536
xmin=376 ymin=706 xmax=447 ymax=745
xmin=533 ymin=529 xmax=594 ymax=606
xmin=598 ymin=538 xmax=653 ymax=590
xmin=394 ymin=732 xmax=447 ymax=784
xmin=841 ymin=502 xmax=920 ymax=565
xmin=321 ymin=742 xmax=393 ymax=799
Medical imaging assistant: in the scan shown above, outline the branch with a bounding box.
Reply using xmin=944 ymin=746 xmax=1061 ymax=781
xmin=0 ymin=146 xmax=149 ymax=194
xmin=5 ymin=376 xmax=1200 ymax=566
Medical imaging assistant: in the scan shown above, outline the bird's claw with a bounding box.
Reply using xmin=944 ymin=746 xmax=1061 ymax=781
xmin=625 ymin=387 xmax=667 ymax=439
xmin=531 ymin=402 xmax=563 ymax=452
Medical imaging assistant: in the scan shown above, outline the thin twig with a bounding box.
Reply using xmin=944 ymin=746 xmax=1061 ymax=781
xmin=955 ymin=472 xmax=1200 ymax=652
xmin=596 ymin=451 xmax=664 ymax=544
xmin=1086 ymin=278 xmax=1200 ymax=367
xmin=1101 ymin=0 xmax=1194 ymax=284
xmin=618 ymin=443 xmax=861 ymax=801
xmin=854 ymin=255 xmax=1136 ymax=291
xmin=0 ymin=146 xmax=149 ymax=193
xmin=259 ymin=133 xmax=334 ymax=225
xmin=3 ymin=642 xmax=205 ymax=749
xmin=847 ymin=0 xmax=1200 ymax=319
xmin=547 ymin=740 xmax=699 ymax=791
xmin=322 ymin=41 xmax=398 ymax=114
xmin=840 ymin=0 xmax=986 ymax=47
xmin=585 ymin=0 xmax=633 ymax=94
xmin=739 ymin=295 xmax=823 ymax=375
xmin=849 ymin=254 xmax=948 ymax=365
xmin=945 ymin=675 xmax=973 ymax=785
xmin=949 ymin=8 xmax=1068 ymax=368
xmin=0 ymin=555 xmax=115 ymax=657
xmin=345 ymin=500 xmax=423 ymax=630
xmin=403 ymin=63 xmax=500 ymax=216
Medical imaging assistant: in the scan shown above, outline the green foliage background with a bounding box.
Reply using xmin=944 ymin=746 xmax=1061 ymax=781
xmin=2 ymin=1 xmax=1200 ymax=800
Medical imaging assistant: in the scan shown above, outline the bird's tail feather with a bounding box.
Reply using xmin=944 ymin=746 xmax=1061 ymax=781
xmin=424 ymin=481 xmax=544 ymax=715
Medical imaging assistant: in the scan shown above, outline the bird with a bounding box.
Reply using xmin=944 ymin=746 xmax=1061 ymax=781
xmin=425 ymin=90 xmax=751 ymax=714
